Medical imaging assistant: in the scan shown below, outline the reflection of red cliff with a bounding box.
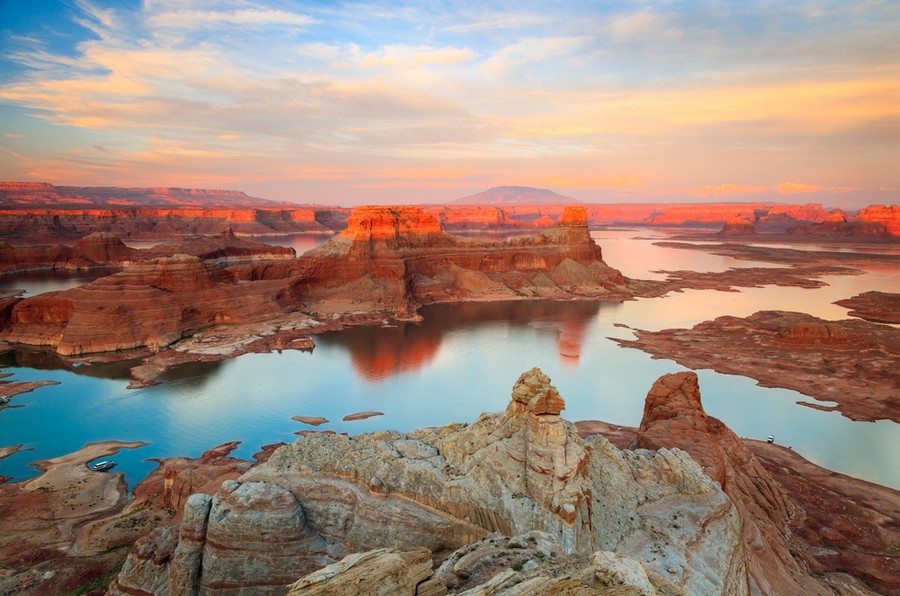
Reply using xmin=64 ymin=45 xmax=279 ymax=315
xmin=557 ymin=314 xmax=590 ymax=365
xmin=345 ymin=327 xmax=442 ymax=381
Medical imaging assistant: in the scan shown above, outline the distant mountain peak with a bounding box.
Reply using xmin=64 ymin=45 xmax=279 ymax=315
xmin=450 ymin=186 xmax=581 ymax=205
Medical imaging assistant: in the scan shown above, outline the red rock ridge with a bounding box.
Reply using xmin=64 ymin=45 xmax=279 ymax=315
xmin=789 ymin=204 xmax=899 ymax=237
xmin=635 ymin=372 xmax=828 ymax=595
xmin=856 ymin=204 xmax=900 ymax=235
xmin=718 ymin=216 xmax=756 ymax=236
xmin=296 ymin=205 xmax=625 ymax=312
xmin=1 ymin=206 xmax=627 ymax=356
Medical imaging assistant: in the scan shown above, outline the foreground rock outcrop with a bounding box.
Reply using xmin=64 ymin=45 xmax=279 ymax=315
xmin=109 ymin=368 xmax=747 ymax=595
xmin=578 ymin=374 xmax=900 ymax=595
xmin=636 ymin=373 xmax=824 ymax=595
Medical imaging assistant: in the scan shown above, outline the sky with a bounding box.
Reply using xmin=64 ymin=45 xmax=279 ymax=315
xmin=0 ymin=0 xmax=898 ymax=207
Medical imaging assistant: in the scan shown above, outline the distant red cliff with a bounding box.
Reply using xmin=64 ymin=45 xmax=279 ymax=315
xmin=0 ymin=182 xmax=348 ymax=239
xmin=0 ymin=206 xmax=628 ymax=356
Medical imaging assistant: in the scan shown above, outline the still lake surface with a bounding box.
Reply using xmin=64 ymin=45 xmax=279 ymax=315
xmin=0 ymin=230 xmax=898 ymax=490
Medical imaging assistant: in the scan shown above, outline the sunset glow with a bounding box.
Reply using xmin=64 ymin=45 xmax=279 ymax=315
xmin=1 ymin=0 xmax=898 ymax=206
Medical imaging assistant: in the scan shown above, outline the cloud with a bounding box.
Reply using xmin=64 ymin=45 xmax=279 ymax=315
xmin=0 ymin=0 xmax=898 ymax=205
xmin=684 ymin=184 xmax=770 ymax=199
xmin=146 ymin=8 xmax=315 ymax=30
xmin=775 ymin=182 xmax=857 ymax=195
xmin=359 ymin=45 xmax=477 ymax=69
xmin=4 ymin=133 xmax=25 ymax=139
xmin=444 ymin=9 xmax=549 ymax=33
xmin=483 ymin=36 xmax=592 ymax=74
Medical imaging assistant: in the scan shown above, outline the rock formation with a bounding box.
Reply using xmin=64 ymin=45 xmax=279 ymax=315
xmin=615 ymin=310 xmax=900 ymax=422
xmin=789 ymin=205 xmax=900 ymax=237
xmin=110 ymin=368 xmax=746 ymax=595
xmin=718 ymin=216 xmax=756 ymax=236
xmin=1 ymin=254 xmax=299 ymax=355
xmin=0 ymin=206 xmax=627 ymax=363
xmin=0 ymin=182 xmax=346 ymax=239
xmin=835 ymin=290 xmax=900 ymax=324
xmin=0 ymin=229 xmax=294 ymax=276
xmin=856 ymin=204 xmax=900 ymax=235
xmin=635 ymin=373 xmax=824 ymax=595
xmin=296 ymin=205 xmax=627 ymax=313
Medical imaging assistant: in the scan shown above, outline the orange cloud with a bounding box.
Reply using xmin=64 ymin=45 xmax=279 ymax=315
xmin=685 ymin=183 xmax=770 ymax=199
xmin=775 ymin=182 xmax=857 ymax=195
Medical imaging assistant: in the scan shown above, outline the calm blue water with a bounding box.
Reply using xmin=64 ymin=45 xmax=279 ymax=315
xmin=0 ymin=232 xmax=897 ymax=490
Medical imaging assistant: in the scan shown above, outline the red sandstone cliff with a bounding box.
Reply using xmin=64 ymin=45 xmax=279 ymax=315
xmin=296 ymin=205 xmax=626 ymax=312
xmin=0 ymin=182 xmax=346 ymax=239
xmin=718 ymin=216 xmax=756 ymax=236
xmin=1 ymin=206 xmax=628 ymax=356
xmin=788 ymin=205 xmax=899 ymax=237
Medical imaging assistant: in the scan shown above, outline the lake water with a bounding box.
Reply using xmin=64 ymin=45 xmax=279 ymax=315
xmin=0 ymin=231 xmax=897 ymax=490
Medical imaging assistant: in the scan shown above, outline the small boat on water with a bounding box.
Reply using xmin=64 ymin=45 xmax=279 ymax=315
xmin=0 ymin=396 xmax=9 ymax=405
xmin=90 ymin=460 xmax=116 ymax=472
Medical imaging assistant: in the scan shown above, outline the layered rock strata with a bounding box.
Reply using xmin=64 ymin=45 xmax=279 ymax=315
xmin=296 ymin=205 xmax=627 ymax=312
xmin=110 ymin=368 xmax=746 ymax=595
xmin=834 ymin=291 xmax=900 ymax=324
xmin=789 ymin=205 xmax=900 ymax=237
xmin=1 ymin=206 xmax=627 ymax=358
xmin=614 ymin=310 xmax=900 ymax=422
xmin=0 ymin=228 xmax=294 ymax=275
xmin=636 ymin=373 xmax=824 ymax=595
xmin=1 ymin=254 xmax=300 ymax=355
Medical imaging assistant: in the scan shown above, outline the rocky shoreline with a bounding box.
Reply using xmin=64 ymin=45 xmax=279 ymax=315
xmin=1 ymin=369 xmax=895 ymax=594
xmin=613 ymin=308 xmax=899 ymax=423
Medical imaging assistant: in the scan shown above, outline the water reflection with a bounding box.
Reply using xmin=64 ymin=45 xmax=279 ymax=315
xmin=0 ymin=234 xmax=897 ymax=491
xmin=0 ymin=267 xmax=121 ymax=297
xmin=0 ymin=348 xmax=138 ymax=381
xmin=257 ymin=234 xmax=329 ymax=255
xmin=320 ymin=301 xmax=605 ymax=380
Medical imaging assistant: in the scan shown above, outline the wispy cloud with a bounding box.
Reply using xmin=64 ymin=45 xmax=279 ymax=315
xmin=146 ymin=8 xmax=315 ymax=30
xmin=0 ymin=0 xmax=897 ymax=206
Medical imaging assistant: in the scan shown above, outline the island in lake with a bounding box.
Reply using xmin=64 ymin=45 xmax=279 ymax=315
xmin=0 ymin=183 xmax=897 ymax=595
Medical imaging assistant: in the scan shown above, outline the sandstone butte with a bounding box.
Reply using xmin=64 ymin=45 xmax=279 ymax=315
xmin=0 ymin=368 xmax=875 ymax=594
xmin=0 ymin=206 xmax=630 ymax=361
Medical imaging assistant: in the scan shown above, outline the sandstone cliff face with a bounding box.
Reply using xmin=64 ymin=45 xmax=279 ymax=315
xmin=719 ymin=217 xmax=756 ymax=236
xmin=635 ymin=372 xmax=825 ymax=595
xmin=1 ymin=254 xmax=298 ymax=355
xmin=110 ymin=368 xmax=746 ymax=596
xmin=296 ymin=205 xmax=626 ymax=313
xmin=856 ymin=204 xmax=900 ymax=235
xmin=0 ymin=231 xmax=138 ymax=273
xmin=789 ymin=204 xmax=900 ymax=237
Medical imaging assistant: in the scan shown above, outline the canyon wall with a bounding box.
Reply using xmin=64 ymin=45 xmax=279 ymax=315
xmin=0 ymin=206 xmax=628 ymax=356
xmin=293 ymin=205 xmax=627 ymax=312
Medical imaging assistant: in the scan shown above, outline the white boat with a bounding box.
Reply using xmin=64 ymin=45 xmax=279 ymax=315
xmin=90 ymin=460 xmax=116 ymax=472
